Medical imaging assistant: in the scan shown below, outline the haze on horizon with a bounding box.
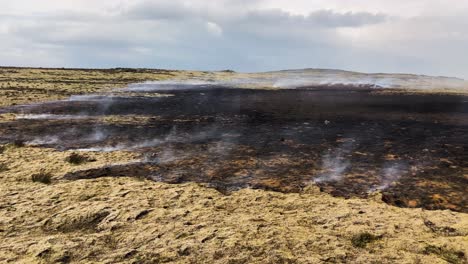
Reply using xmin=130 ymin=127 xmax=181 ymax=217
xmin=0 ymin=0 xmax=467 ymax=79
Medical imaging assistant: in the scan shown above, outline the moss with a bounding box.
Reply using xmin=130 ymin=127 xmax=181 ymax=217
xmin=351 ymin=232 xmax=382 ymax=248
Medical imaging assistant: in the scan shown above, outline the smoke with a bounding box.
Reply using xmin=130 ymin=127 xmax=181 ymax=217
xmin=271 ymin=76 xmax=392 ymax=89
xmin=208 ymin=140 xmax=236 ymax=156
xmin=74 ymin=125 xmax=222 ymax=152
xmin=68 ymin=94 xmax=117 ymax=116
xmin=16 ymin=114 xmax=90 ymax=120
xmin=27 ymin=135 xmax=60 ymax=145
xmin=76 ymin=138 xmax=164 ymax=152
xmin=20 ymin=114 xmax=237 ymax=155
xmin=314 ymin=140 xmax=356 ymax=183
xmin=75 ymin=128 xmax=171 ymax=152
xmin=124 ymin=80 xmax=216 ymax=92
xmin=269 ymin=70 xmax=468 ymax=90
xmin=369 ymin=162 xmax=409 ymax=192
xmin=152 ymin=147 xmax=178 ymax=164
xmin=75 ymin=146 xmax=125 ymax=152
xmin=86 ymin=129 xmax=108 ymax=142
xmin=68 ymin=95 xmax=115 ymax=102
xmin=123 ymin=69 xmax=468 ymax=92
xmin=138 ymin=130 xmax=239 ymax=171
xmin=314 ymin=153 xmax=350 ymax=183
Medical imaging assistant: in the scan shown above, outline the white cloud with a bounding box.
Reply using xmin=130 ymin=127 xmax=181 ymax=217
xmin=206 ymin=22 xmax=223 ymax=36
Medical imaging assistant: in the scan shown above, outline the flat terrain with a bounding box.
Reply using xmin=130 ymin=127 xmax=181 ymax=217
xmin=0 ymin=67 xmax=467 ymax=263
xmin=0 ymin=67 xmax=208 ymax=107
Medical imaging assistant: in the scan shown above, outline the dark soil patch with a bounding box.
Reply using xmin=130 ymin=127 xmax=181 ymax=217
xmin=1 ymin=86 xmax=467 ymax=212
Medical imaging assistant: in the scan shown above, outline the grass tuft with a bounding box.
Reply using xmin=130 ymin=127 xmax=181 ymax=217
xmin=351 ymin=232 xmax=382 ymax=248
xmin=65 ymin=152 xmax=95 ymax=165
xmin=31 ymin=171 xmax=52 ymax=184
xmin=0 ymin=163 xmax=9 ymax=172
xmin=424 ymin=245 xmax=466 ymax=264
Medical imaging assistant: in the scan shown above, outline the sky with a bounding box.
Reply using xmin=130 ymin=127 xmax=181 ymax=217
xmin=0 ymin=0 xmax=467 ymax=78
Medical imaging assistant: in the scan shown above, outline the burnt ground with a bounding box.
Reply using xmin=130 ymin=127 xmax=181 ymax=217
xmin=0 ymin=86 xmax=467 ymax=212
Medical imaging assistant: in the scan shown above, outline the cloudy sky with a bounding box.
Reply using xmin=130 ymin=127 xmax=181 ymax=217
xmin=1 ymin=0 xmax=467 ymax=78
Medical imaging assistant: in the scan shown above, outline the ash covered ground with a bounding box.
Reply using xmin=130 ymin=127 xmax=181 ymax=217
xmin=0 ymin=75 xmax=467 ymax=212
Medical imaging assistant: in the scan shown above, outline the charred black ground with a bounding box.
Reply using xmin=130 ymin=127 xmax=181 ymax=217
xmin=0 ymin=85 xmax=467 ymax=212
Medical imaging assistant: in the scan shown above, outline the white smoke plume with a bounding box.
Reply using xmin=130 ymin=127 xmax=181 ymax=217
xmin=314 ymin=140 xmax=356 ymax=183
xmin=68 ymin=95 xmax=115 ymax=102
xmin=85 ymin=129 xmax=108 ymax=142
xmin=74 ymin=125 xmax=221 ymax=152
xmin=268 ymin=69 xmax=468 ymax=90
xmin=369 ymin=162 xmax=409 ymax=192
xmin=124 ymin=80 xmax=216 ymax=92
xmin=123 ymin=69 xmax=468 ymax=92
xmin=27 ymin=135 xmax=60 ymax=145
xmin=75 ymin=138 xmax=164 ymax=152
xmin=16 ymin=114 xmax=90 ymax=120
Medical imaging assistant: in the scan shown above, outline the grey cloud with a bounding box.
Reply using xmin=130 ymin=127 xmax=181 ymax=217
xmin=4 ymin=2 xmax=383 ymax=50
xmin=0 ymin=1 xmax=466 ymax=79
xmin=119 ymin=0 xmax=255 ymax=22
xmin=244 ymin=9 xmax=387 ymax=28
xmin=120 ymin=1 xmax=387 ymax=28
xmin=122 ymin=2 xmax=199 ymax=21
xmin=307 ymin=10 xmax=387 ymax=27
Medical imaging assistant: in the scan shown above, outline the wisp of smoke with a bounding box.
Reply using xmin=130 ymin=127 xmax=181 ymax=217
xmin=74 ymin=125 xmax=220 ymax=152
xmin=369 ymin=162 xmax=408 ymax=192
xmin=208 ymin=141 xmax=236 ymax=156
xmin=16 ymin=114 xmax=89 ymax=120
xmin=123 ymin=69 xmax=468 ymax=92
xmin=27 ymin=135 xmax=60 ymax=145
xmin=272 ymin=76 xmax=391 ymax=89
xmin=314 ymin=153 xmax=350 ymax=183
xmin=68 ymin=95 xmax=116 ymax=102
xmin=75 ymin=138 xmax=164 ymax=152
xmin=314 ymin=140 xmax=356 ymax=183
xmin=86 ymin=129 xmax=108 ymax=142
xmin=125 ymin=80 xmax=216 ymax=92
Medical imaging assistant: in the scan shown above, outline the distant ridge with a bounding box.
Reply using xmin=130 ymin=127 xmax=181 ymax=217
xmin=1 ymin=66 xmax=466 ymax=92
xmin=262 ymin=68 xmax=465 ymax=81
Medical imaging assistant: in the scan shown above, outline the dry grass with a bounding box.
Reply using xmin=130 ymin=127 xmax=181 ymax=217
xmin=0 ymin=67 xmax=210 ymax=107
xmin=0 ymin=145 xmax=466 ymax=263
